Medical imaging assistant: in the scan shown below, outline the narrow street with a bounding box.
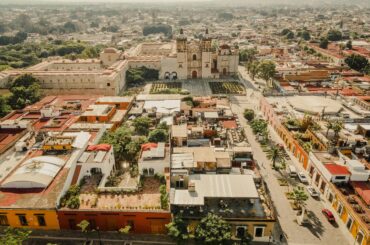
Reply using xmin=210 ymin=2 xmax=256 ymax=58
xmin=231 ymin=67 xmax=353 ymax=245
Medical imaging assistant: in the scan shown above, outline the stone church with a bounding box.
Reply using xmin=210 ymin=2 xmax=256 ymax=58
xmin=160 ymin=29 xmax=239 ymax=80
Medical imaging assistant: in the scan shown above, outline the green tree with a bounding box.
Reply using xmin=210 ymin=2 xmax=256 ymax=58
xmin=100 ymin=126 xmax=132 ymax=161
xmin=77 ymin=220 xmax=90 ymax=242
xmin=239 ymin=48 xmax=257 ymax=64
xmin=325 ymin=121 xmax=334 ymax=137
xmin=327 ymin=29 xmax=342 ymax=41
xmin=119 ymin=225 xmax=131 ymax=234
xmin=125 ymin=137 xmax=147 ymax=161
xmin=0 ymin=227 xmax=31 ymax=245
xmin=301 ymin=31 xmax=311 ymax=41
xmin=133 ymin=117 xmax=151 ymax=135
xmin=266 ymin=145 xmax=284 ymax=169
xmin=247 ymin=60 xmax=260 ymax=80
xmin=218 ymin=12 xmax=234 ymax=21
xmin=286 ymin=31 xmax=294 ymax=39
xmin=250 ymin=119 xmax=268 ymax=134
xmin=257 ymin=60 xmax=276 ymax=82
xmin=157 ymin=122 xmax=169 ymax=131
xmin=332 ymin=120 xmax=343 ymax=143
xmin=319 ymin=38 xmax=329 ymax=49
xmin=346 ymin=40 xmax=352 ymax=50
xmin=300 ymin=115 xmax=316 ymax=132
xmin=166 ymin=216 xmax=191 ymax=242
xmin=143 ymin=24 xmax=172 ymax=37
xmin=8 ymin=74 xmax=41 ymax=110
xmin=243 ymin=109 xmax=255 ymax=121
xmin=0 ymin=95 xmax=11 ymax=118
xmin=159 ymin=184 xmax=169 ymax=210
xmin=195 ymin=213 xmax=231 ymax=244
xmin=345 ymin=54 xmax=369 ymax=73
xmin=148 ymin=129 xmax=168 ymax=143
xmin=292 ymin=186 xmax=309 ymax=210
xmin=281 ymin=29 xmax=291 ymax=36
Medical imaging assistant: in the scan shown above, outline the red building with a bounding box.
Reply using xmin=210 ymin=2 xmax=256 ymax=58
xmin=57 ymin=210 xmax=171 ymax=233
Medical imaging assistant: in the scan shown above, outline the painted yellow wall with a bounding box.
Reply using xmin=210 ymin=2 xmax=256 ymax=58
xmin=0 ymin=209 xmax=60 ymax=230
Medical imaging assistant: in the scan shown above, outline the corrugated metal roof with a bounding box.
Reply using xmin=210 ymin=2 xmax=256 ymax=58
xmin=1 ymin=156 xmax=65 ymax=189
xmin=172 ymin=174 xmax=259 ymax=206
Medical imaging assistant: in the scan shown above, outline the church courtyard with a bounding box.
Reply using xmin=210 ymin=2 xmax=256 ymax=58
xmin=148 ymin=79 xmax=245 ymax=96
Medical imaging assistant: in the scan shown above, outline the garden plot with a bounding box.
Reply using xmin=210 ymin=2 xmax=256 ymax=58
xmin=209 ymin=81 xmax=245 ymax=95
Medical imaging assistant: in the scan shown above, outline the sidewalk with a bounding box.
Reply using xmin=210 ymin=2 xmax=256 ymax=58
xmin=267 ymin=124 xmax=354 ymax=245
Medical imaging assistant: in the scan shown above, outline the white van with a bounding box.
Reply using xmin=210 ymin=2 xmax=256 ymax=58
xmin=288 ymin=165 xmax=297 ymax=177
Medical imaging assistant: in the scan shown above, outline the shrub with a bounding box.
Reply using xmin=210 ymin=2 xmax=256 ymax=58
xmin=243 ymin=109 xmax=255 ymax=121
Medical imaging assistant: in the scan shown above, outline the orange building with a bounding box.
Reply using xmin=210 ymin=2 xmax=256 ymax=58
xmin=260 ymin=97 xmax=309 ymax=169
xmin=95 ymin=96 xmax=134 ymax=110
xmin=57 ymin=210 xmax=171 ymax=233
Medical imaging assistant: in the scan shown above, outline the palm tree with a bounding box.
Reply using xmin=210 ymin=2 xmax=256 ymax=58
xmin=292 ymin=186 xmax=309 ymax=209
xmin=292 ymin=187 xmax=309 ymax=225
xmin=325 ymin=121 xmax=334 ymax=137
xmin=332 ymin=120 xmax=343 ymax=145
xmin=266 ymin=146 xmax=284 ymax=169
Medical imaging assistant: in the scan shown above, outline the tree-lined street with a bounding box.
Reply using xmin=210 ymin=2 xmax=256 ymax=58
xmin=231 ymin=69 xmax=354 ymax=245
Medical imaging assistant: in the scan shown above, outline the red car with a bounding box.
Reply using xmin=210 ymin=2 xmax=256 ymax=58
xmin=322 ymin=209 xmax=335 ymax=222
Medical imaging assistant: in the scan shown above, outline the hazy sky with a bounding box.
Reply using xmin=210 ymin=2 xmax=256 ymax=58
xmin=1 ymin=0 xmax=369 ymax=5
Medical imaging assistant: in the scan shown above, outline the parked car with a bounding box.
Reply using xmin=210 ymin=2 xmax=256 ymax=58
xmin=322 ymin=209 xmax=335 ymax=222
xmin=306 ymin=186 xmax=320 ymax=197
xmin=288 ymin=165 xmax=297 ymax=177
xmin=298 ymin=172 xmax=308 ymax=183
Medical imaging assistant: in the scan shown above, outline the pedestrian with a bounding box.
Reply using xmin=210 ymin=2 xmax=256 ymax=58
xmin=280 ymin=234 xmax=283 ymax=242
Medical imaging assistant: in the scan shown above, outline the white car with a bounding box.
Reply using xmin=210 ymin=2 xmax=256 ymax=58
xmin=306 ymin=186 xmax=320 ymax=197
xmin=298 ymin=172 xmax=308 ymax=183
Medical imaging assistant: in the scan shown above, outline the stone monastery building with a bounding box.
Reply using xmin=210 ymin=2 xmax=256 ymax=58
xmin=0 ymin=29 xmax=239 ymax=95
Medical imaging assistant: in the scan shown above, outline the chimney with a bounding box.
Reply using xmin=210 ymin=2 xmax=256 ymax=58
xmin=188 ymin=180 xmax=196 ymax=192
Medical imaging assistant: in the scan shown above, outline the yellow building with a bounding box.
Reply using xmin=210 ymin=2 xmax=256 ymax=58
xmin=331 ymin=186 xmax=370 ymax=245
xmin=42 ymin=135 xmax=74 ymax=151
xmin=0 ymin=152 xmax=71 ymax=230
xmin=0 ymin=209 xmax=59 ymax=230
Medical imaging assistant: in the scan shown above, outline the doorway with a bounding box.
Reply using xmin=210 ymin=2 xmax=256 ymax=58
xmin=192 ymin=70 xmax=197 ymax=79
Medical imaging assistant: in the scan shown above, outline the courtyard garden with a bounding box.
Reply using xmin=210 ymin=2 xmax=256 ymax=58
xmin=209 ymin=81 xmax=245 ymax=95
xmin=150 ymin=82 xmax=183 ymax=94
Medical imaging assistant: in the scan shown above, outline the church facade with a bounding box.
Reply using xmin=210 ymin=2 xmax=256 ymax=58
xmin=160 ymin=29 xmax=239 ymax=80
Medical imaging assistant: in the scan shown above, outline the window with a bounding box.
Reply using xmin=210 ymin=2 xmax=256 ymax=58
xmin=356 ymin=231 xmax=364 ymax=245
xmin=192 ymin=54 xmax=197 ymax=60
xmin=176 ymin=179 xmax=184 ymax=188
xmin=68 ymin=219 xmax=76 ymax=229
xmin=0 ymin=215 xmax=9 ymax=226
xmin=179 ymin=64 xmax=183 ymax=68
xmin=89 ymin=219 xmax=96 ymax=229
xmin=107 ymin=83 xmax=111 ymax=87
xmin=36 ymin=215 xmax=46 ymax=227
xmin=328 ymin=193 xmax=334 ymax=203
xmin=346 ymin=216 xmax=353 ymax=230
xmin=236 ymin=226 xmax=247 ymax=238
xmin=254 ymin=226 xmax=264 ymax=237
xmin=149 ymin=168 xmax=154 ymax=176
xmin=337 ymin=203 xmax=343 ymax=215
xmin=17 ymin=215 xmax=28 ymax=226
xmin=205 ymin=63 xmax=209 ymax=68
xmin=335 ymin=176 xmax=346 ymax=180
xmin=143 ymin=168 xmax=148 ymax=175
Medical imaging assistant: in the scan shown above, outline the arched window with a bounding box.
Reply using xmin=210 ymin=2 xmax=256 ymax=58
xmin=192 ymin=54 xmax=197 ymax=60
